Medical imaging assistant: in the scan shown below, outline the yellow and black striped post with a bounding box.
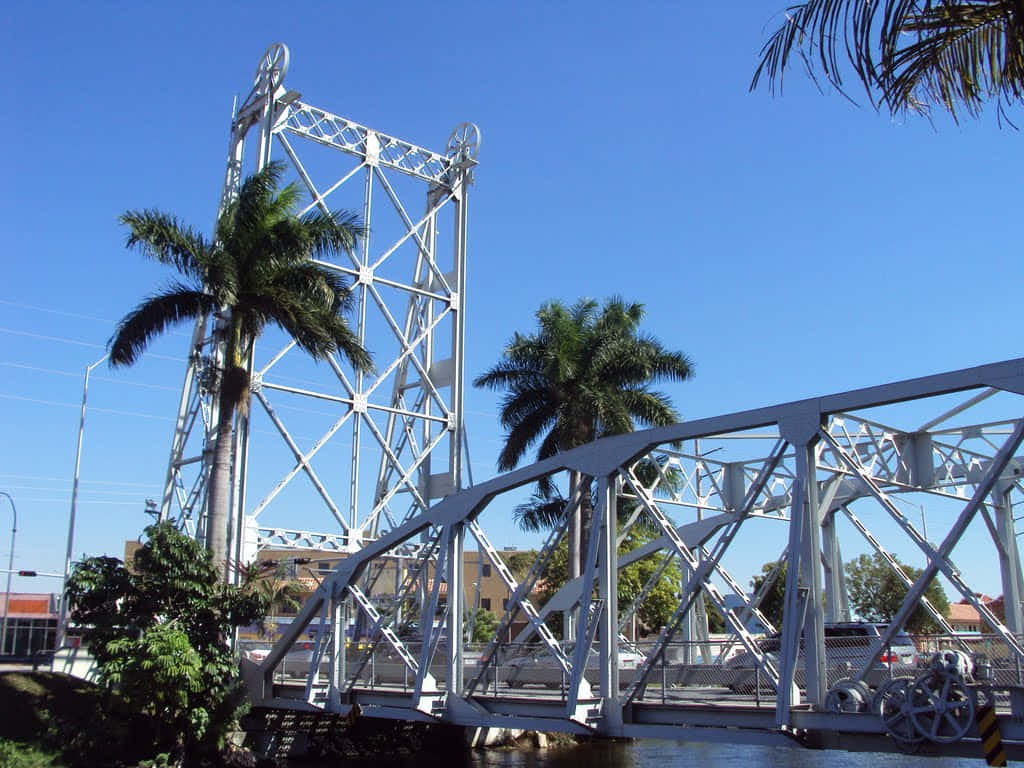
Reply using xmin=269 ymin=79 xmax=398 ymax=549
xmin=977 ymin=704 xmax=1007 ymax=767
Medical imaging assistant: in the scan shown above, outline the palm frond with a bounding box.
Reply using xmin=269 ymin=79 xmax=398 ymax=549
xmin=752 ymin=0 xmax=891 ymax=100
xmin=753 ymin=0 xmax=1024 ymax=120
xmin=498 ymin=402 xmax=560 ymax=471
xmin=231 ymin=161 xmax=288 ymax=241
xmin=301 ymin=209 xmax=366 ymax=260
xmin=472 ymin=360 xmax=547 ymax=390
xmin=514 ymin=492 xmax=569 ymax=532
xmin=618 ymin=389 xmax=680 ymax=428
xmin=887 ymin=1 xmax=1024 ymax=118
xmin=497 ymin=384 xmax=558 ymax=430
xmin=119 ymin=210 xmax=210 ymax=280
xmin=108 ymin=286 xmax=215 ymax=366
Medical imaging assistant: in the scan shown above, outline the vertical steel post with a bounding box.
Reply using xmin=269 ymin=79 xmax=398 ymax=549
xmin=0 ymin=493 xmax=16 ymax=656
xmin=597 ymin=475 xmax=619 ymax=706
xmin=801 ymin=440 xmax=827 ymax=708
xmin=994 ymin=480 xmax=1024 ymax=715
xmin=447 ymin=523 xmax=465 ymax=695
xmin=59 ymin=354 xmax=107 ymax=647
xmin=776 ymin=413 xmax=822 ymax=723
xmin=566 ymin=470 xmax=581 ymax=643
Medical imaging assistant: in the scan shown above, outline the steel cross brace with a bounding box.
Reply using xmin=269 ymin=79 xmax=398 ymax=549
xmin=834 ymin=419 xmax=1024 ymax=683
xmin=621 ymin=442 xmax=788 ymax=704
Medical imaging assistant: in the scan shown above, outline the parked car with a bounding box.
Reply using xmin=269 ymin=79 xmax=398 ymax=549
xmin=502 ymin=645 xmax=645 ymax=689
xmin=724 ymin=622 xmax=919 ymax=692
xmin=244 ymin=640 xmax=316 ymax=670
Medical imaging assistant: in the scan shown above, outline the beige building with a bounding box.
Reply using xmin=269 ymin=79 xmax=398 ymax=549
xmin=123 ymin=540 xmax=538 ymax=641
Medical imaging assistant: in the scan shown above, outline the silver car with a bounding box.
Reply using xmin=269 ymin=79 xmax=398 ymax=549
xmin=724 ymin=622 xmax=919 ymax=692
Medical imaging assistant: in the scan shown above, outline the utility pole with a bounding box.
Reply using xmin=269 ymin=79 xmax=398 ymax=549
xmin=0 ymin=492 xmax=17 ymax=656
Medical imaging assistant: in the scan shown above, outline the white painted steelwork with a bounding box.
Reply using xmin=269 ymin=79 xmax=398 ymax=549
xmin=158 ymin=44 xmax=476 ymax=575
xmin=255 ymin=357 xmax=1024 ymax=757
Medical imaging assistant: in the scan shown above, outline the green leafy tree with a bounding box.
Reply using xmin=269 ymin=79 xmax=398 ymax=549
xmin=474 ymin=297 xmax=694 ymax=572
xmin=65 ymin=522 xmax=267 ymax=762
xmin=753 ymin=1 xmax=1024 ymax=121
xmin=505 ymin=551 xmax=536 ymax=581
xmin=749 ymin=560 xmax=788 ymax=630
xmin=845 ymin=552 xmax=949 ymax=633
xmin=467 ymin=608 xmax=499 ymax=643
xmin=534 ymin=528 xmax=721 ymax=638
xmin=108 ymin=162 xmax=372 ymax=574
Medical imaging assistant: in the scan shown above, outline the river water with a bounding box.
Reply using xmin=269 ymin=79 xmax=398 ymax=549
xmin=298 ymin=739 xmax=972 ymax=768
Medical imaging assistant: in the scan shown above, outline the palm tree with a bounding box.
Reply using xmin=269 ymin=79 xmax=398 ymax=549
xmin=239 ymin=560 xmax=306 ymax=637
xmin=474 ymin=297 xmax=694 ymax=573
xmin=752 ymin=1 xmax=1024 ymax=121
xmin=109 ymin=161 xmax=372 ymax=575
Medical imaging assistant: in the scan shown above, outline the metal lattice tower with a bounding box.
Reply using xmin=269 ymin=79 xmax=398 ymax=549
xmin=159 ymin=43 xmax=478 ymax=572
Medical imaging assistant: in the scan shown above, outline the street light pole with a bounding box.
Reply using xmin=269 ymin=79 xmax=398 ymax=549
xmin=58 ymin=354 xmax=108 ymax=649
xmin=0 ymin=492 xmax=17 ymax=656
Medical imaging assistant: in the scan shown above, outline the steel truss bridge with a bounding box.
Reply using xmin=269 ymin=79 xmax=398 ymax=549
xmin=167 ymin=44 xmax=1024 ymax=759
xmin=254 ymin=357 xmax=1024 ymax=759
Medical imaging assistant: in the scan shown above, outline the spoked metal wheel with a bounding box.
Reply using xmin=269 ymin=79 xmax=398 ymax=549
xmin=445 ymin=122 xmax=481 ymax=162
xmin=254 ymin=42 xmax=289 ymax=93
xmin=908 ymin=672 xmax=975 ymax=744
xmin=872 ymin=677 xmax=922 ymax=743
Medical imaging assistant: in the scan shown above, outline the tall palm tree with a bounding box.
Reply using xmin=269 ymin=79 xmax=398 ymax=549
xmin=752 ymin=1 xmax=1024 ymax=121
xmin=474 ymin=297 xmax=694 ymax=572
xmin=109 ymin=161 xmax=373 ymax=575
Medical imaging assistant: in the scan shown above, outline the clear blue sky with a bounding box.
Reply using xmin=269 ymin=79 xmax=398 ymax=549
xmin=3 ymin=1 xmax=1021 ymax=599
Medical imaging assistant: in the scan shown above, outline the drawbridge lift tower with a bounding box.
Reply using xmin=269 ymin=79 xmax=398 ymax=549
xmin=159 ymin=43 xmax=478 ymax=574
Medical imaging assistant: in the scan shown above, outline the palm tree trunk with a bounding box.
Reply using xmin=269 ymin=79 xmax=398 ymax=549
xmin=207 ymin=392 xmax=236 ymax=580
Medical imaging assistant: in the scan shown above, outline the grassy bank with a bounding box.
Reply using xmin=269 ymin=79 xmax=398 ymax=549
xmin=0 ymin=670 xmax=162 ymax=768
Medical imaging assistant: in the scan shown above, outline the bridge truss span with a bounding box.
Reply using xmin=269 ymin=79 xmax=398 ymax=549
xmin=254 ymin=357 xmax=1024 ymax=757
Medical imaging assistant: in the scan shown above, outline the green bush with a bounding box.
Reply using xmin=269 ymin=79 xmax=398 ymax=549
xmin=0 ymin=738 xmax=62 ymax=768
xmin=65 ymin=522 xmax=267 ymax=763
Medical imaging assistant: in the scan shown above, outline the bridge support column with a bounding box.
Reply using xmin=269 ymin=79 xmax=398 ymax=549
xmin=565 ymin=471 xmax=582 ymax=643
xmin=821 ymin=509 xmax=849 ymax=623
xmin=597 ymin=474 xmax=622 ymax=731
xmin=327 ymin=593 xmax=347 ymax=710
xmin=994 ymin=480 xmax=1024 ymax=716
xmin=777 ymin=414 xmax=827 ymax=724
xmin=447 ymin=522 xmax=465 ymax=696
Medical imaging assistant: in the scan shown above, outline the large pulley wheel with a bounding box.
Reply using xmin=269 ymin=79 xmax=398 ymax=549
xmin=254 ymin=43 xmax=289 ymax=94
xmin=825 ymin=677 xmax=871 ymax=713
xmin=908 ymin=671 xmax=975 ymax=744
xmin=445 ymin=122 xmax=481 ymax=163
xmin=872 ymin=677 xmax=923 ymax=744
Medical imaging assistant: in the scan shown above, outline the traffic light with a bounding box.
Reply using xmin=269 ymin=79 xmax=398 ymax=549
xmin=17 ymin=570 xmax=36 ymax=577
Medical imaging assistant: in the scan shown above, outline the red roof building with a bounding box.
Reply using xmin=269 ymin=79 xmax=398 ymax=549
xmin=0 ymin=592 xmax=58 ymax=657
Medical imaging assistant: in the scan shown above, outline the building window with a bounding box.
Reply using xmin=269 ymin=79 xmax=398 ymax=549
xmin=481 ymin=598 xmax=491 ymax=611
xmin=481 ymin=564 xmax=491 ymax=578
xmin=502 ymin=598 xmax=509 ymax=610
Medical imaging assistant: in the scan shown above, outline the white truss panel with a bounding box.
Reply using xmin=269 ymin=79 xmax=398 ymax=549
xmin=159 ymin=44 xmax=478 ymax=571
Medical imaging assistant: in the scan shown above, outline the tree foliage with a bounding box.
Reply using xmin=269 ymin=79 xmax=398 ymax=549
xmin=65 ymin=523 xmax=267 ymax=761
xmin=108 ymin=162 xmax=372 ymax=573
xmin=845 ymin=552 xmax=949 ymax=633
xmin=475 ymin=297 xmax=693 ymax=474
xmin=534 ymin=527 xmax=723 ymax=638
xmin=475 ymin=296 xmax=694 ymax=575
xmin=237 ymin=560 xmax=306 ymax=637
xmin=749 ymin=560 xmax=788 ymax=630
xmin=753 ymin=1 xmax=1024 ymax=121
xmin=468 ymin=609 xmax=499 ymax=644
